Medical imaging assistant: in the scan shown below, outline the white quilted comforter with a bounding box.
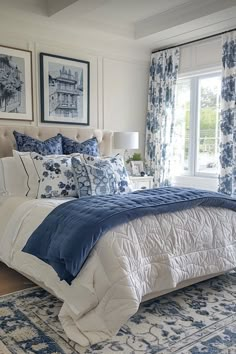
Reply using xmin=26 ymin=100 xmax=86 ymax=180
xmin=0 ymin=196 xmax=236 ymax=346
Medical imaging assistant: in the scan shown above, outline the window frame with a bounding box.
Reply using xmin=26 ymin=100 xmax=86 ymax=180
xmin=176 ymin=70 xmax=221 ymax=179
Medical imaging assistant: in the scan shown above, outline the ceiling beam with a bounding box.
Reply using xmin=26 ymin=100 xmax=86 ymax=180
xmin=47 ymin=0 xmax=79 ymax=17
xmin=47 ymin=0 xmax=111 ymax=17
xmin=135 ymin=0 xmax=236 ymax=39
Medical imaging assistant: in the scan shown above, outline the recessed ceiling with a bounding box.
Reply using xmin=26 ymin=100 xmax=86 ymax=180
xmin=79 ymin=0 xmax=192 ymax=26
xmin=2 ymin=0 xmax=236 ymax=51
xmin=47 ymin=0 xmax=236 ymax=49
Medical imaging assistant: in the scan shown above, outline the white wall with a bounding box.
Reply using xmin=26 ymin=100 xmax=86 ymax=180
xmin=103 ymin=58 xmax=148 ymax=153
xmin=0 ymin=1 xmax=149 ymax=155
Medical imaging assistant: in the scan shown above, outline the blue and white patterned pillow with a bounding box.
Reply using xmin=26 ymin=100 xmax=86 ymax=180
xmin=72 ymin=157 xmax=115 ymax=197
xmin=71 ymin=157 xmax=91 ymax=197
xmin=82 ymin=155 xmax=118 ymax=194
xmin=13 ymin=131 xmax=63 ymax=155
xmin=85 ymin=164 xmax=110 ymax=196
xmin=31 ymin=153 xmax=77 ymax=198
xmin=58 ymin=134 xmax=99 ymax=156
xmin=83 ymin=154 xmax=132 ymax=194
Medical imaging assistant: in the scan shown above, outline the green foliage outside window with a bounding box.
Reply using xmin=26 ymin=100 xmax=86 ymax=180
xmin=183 ymin=83 xmax=219 ymax=159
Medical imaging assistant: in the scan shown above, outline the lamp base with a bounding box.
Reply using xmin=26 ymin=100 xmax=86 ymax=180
xmin=124 ymin=149 xmax=132 ymax=175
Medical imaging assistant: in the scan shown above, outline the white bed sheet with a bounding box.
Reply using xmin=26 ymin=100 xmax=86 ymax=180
xmin=0 ymin=196 xmax=236 ymax=346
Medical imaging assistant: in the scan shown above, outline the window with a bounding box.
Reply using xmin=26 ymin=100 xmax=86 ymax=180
xmin=173 ymin=73 xmax=221 ymax=178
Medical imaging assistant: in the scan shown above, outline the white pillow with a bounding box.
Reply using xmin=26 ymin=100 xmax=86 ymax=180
xmin=0 ymin=159 xmax=5 ymax=196
xmin=0 ymin=157 xmax=29 ymax=197
xmin=31 ymin=153 xmax=77 ymax=198
xmin=13 ymin=150 xmax=39 ymax=198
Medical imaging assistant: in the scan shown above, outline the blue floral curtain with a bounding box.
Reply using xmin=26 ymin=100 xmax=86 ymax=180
xmin=145 ymin=48 xmax=180 ymax=187
xmin=218 ymin=31 xmax=236 ymax=197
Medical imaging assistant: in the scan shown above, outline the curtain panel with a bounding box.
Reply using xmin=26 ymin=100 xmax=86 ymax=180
xmin=145 ymin=48 xmax=180 ymax=187
xmin=219 ymin=31 xmax=236 ymax=197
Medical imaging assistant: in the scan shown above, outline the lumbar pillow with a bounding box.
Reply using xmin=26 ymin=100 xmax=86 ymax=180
xmin=72 ymin=156 xmax=117 ymax=197
xmin=31 ymin=153 xmax=77 ymax=198
xmin=58 ymin=134 xmax=99 ymax=156
xmin=83 ymin=154 xmax=132 ymax=194
xmin=13 ymin=131 xmax=63 ymax=155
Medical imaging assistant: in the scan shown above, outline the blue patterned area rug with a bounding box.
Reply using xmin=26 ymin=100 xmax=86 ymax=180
xmin=1 ymin=273 xmax=236 ymax=354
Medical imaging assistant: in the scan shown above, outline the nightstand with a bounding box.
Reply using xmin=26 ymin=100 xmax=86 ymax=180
xmin=130 ymin=176 xmax=153 ymax=190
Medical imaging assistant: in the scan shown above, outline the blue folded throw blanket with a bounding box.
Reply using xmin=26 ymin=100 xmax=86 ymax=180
xmin=22 ymin=187 xmax=236 ymax=284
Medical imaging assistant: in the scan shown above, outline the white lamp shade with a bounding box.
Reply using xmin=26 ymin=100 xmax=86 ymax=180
xmin=113 ymin=132 xmax=139 ymax=150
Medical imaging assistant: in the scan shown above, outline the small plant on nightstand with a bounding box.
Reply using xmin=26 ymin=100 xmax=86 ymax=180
xmin=126 ymin=152 xmax=142 ymax=164
xmin=126 ymin=153 xmax=146 ymax=177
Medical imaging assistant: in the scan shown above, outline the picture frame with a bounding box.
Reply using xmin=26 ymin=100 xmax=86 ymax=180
xmin=0 ymin=45 xmax=33 ymax=121
xmin=40 ymin=53 xmax=90 ymax=125
xmin=130 ymin=161 xmax=144 ymax=176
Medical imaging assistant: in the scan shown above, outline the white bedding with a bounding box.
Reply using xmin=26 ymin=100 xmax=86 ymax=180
xmin=0 ymin=196 xmax=236 ymax=346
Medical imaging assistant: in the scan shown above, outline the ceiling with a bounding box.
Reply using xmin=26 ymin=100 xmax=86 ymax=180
xmin=3 ymin=0 xmax=236 ymax=51
xmin=72 ymin=0 xmax=192 ymax=27
xmin=46 ymin=0 xmax=236 ymax=49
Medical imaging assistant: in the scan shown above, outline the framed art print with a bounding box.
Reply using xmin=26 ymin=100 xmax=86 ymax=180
xmin=131 ymin=161 xmax=144 ymax=176
xmin=0 ymin=45 xmax=33 ymax=121
xmin=40 ymin=53 xmax=90 ymax=125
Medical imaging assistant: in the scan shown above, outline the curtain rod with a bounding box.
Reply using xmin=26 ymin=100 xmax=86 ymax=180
xmin=152 ymin=27 xmax=236 ymax=54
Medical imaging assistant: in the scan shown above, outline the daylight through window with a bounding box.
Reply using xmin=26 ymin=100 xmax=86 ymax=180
xmin=173 ymin=73 xmax=221 ymax=178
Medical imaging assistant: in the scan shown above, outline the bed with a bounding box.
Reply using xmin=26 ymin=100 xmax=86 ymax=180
xmin=0 ymin=125 xmax=236 ymax=347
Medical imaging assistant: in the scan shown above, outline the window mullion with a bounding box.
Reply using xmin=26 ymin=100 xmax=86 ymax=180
xmin=189 ymin=77 xmax=198 ymax=176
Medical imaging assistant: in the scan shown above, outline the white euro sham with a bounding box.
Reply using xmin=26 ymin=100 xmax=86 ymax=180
xmin=0 ymin=156 xmax=29 ymax=197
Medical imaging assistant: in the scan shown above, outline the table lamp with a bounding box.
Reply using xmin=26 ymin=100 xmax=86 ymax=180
xmin=113 ymin=131 xmax=139 ymax=151
xmin=113 ymin=131 xmax=139 ymax=167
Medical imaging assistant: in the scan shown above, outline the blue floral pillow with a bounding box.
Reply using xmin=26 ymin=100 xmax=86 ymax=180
xmin=31 ymin=153 xmax=77 ymax=198
xmin=58 ymin=134 xmax=99 ymax=156
xmin=13 ymin=131 xmax=63 ymax=155
xmin=85 ymin=164 xmax=110 ymax=196
xmin=72 ymin=157 xmax=115 ymax=197
xmin=82 ymin=155 xmax=118 ymax=194
xmin=83 ymin=154 xmax=132 ymax=194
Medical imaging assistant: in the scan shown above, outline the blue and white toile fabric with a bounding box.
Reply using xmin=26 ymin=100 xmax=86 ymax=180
xmin=31 ymin=153 xmax=77 ymax=198
xmin=71 ymin=156 xmax=114 ymax=197
xmin=76 ymin=154 xmax=132 ymax=194
xmin=219 ymin=30 xmax=236 ymax=197
xmin=85 ymin=164 xmax=110 ymax=196
xmin=145 ymin=48 xmax=180 ymax=187
xmin=107 ymin=154 xmax=132 ymax=193
xmin=13 ymin=131 xmax=63 ymax=155
xmin=58 ymin=134 xmax=99 ymax=156
xmin=1 ymin=272 xmax=236 ymax=354
xmin=82 ymin=155 xmax=119 ymax=194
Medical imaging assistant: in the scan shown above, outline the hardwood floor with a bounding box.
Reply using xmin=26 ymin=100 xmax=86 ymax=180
xmin=0 ymin=262 xmax=35 ymax=296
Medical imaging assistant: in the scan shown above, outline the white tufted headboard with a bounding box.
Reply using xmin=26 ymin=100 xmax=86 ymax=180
xmin=0 ymin=126 xmax=113 ymax=158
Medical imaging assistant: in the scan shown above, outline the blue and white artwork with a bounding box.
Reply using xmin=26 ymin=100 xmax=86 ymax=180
xmin=41 ymin=53 xmax=89 ymax=125
xmin=0 ymin=46 xmax=33 ymax=121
